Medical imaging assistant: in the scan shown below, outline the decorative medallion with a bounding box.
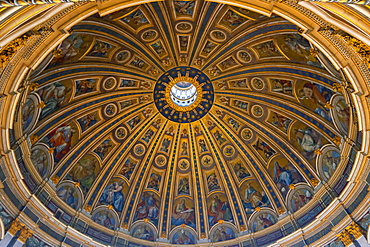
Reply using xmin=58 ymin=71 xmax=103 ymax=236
xmin=237 ymin=50 xmax=251 ymax=63
xmin=241 ymin=128 xmax=253 ymax=141
xmin=103 ymin=77 xmax=117 ymax=90
xmin=154 ymin=66 xmax=214 ymax=123
xmin=155 ymin=154 xmax=167 ymax=167
xmin=116 ymin=50 xmax=131 ymax=63
xmin=223 ymin=145 xmax=235 ymax=157
xmin=251 ymin=77 xmax=265 ymax=90
xmin=141 ymin=29 xmax=158 ymax=42
xmin=210 ymin=30 xmax=227 ymax=42
xmin=115 ymin=127 xmax=127 ymax=140
xmin=134 ymin=144 xmax=146 ymax=156
xmin=251 ymin=105 xmax=263 ymax=117
xmin=175 ymin=22 xmax=193 ymax=33
xmin=178 ymin=159 xmax=190 ymax=170
xmin=201 ymin=155 xmax=214 ymax=167
xmin=104 ymin=103 xmax=118 ymax=117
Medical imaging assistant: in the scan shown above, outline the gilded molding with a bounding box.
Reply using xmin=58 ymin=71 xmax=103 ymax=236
xmin=8 ymin=218 xmax=24 ymax=236
xmin=346 ymin=222 xmax=365 ymax=239
xmin=0 ymin=34 xmax=32 ymax=68
xmin=337 ymin=229 xmax=353 ymax=246
xmin=341 ymin=33 xmax=370 ymax=68
xmin=300 ymin=0 xmax=370 ymax=4
xmin=18 ymin=228 xmax=33 ymax=243
xmin=0 ymin=0 xmax=96 ymax=8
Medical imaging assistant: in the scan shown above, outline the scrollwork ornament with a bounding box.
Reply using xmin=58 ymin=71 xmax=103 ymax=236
xmin=337 ymin=229 xmax=353 ymax=246
xmin=332 ymin=83 xmax=344 ymax=93
xmin=346 ymin=222 xmax=364 ymax=239
xmin=341 ymin=33 xmax=370 ymax=68
xmin=18 ymin=228 xmax=33 ymax=243
xmin=0 ymin=34 xmax=32 ymax=68
xmin=8 ymin=218 xmax=24 ymax=235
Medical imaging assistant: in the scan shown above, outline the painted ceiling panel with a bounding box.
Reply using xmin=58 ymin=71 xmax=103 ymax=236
xmin=9 ymin=0 xmax=360 ymax=246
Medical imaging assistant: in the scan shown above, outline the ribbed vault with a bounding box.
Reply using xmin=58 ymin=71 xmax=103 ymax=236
xmin=0 ymin=0 xmax=369 ymax=247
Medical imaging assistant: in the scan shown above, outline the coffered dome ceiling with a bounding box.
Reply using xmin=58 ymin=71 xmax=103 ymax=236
xmin=4 ymin=0 xmax=367 ymax=246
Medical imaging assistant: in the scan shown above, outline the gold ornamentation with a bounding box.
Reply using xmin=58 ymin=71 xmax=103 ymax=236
xmin=74 ymin=182 xmax=80 ymax=187
xmin=18 ymin=228 xmax=33 ymax=243
xmin=150 ymin=68 xmax=159 ymax=76
xmin=47 ymin=148 xmax=54 ymax=154
xmin=217 ymin=81 xmax=226 ymax=90
xmin=215 ymin=109 xmax=222 ymax=117
xmin=51 ymin=175 xmax=59 ymax=184
xmin=30 ymin=135 xmax=38 ymax=144
xmin=143 ymin=218 xmax=149 ymax=223
xmin=200 ymin=233 xmax=206 ymax=239
xmin=8 ymin=218 xmax=24 ymax=235
xmin=289 ymin=184 xmax=295 ymax=190
xmin=194 ymin=58 xmax=204 ymax=67
xmin=255 ymin=207 xmax=261 ymax=212
xmin=346 ymin=222 xmax=364 ymax=239
xmin=332 ymin=83 xmax=344 ymax=93
xmin=219 ymin=96 xmax=229 ymax=105
xmin=179 ymin=55 xmax=188 ymax=63
xmin=314 ymin=149 xmax=322 ymax=155
xmin=218 ymin=220 xmax=224 ymax=224
xmin=240 ymin=225 xmax=246 ymax=231
xmin=301 ymin=0 xmax=368 ymax=2
xmin=337 ymin=229 xmax=353 ymax=246
xmin=140 ymin=81 xmax=151 ymax=90
xmin=52 ymin=49 xmax=63 ymax=58
xmin=208 ymin=67 xmax=220 ymax=76
xmin=164 ymin=73 xmax=203 ymax=112
xmin=342 ymin=34 xmax=370 ymax=68
xmin=0 ymin=34 xmax=32 ymax=68
xmin=333 ymin=136 xmax=341 ymax=146
xmin=311 ymin=178 xmax=319 ymax=186
xmin=309 ymin=48 xmax=319 ymax=56
xmin=107 ymin=205 xmax=113 ymax=210
xmin=162 ymin=58 xmax=172 ymax=66
xmin=0 ymin=0 xmax=97 ymax=7
xmin=37 ymin=101 xmax=46 ymax=108
xmin=84 ymin=204 xmax=92 ymax=212
xmin=182 ymin=129 xmax=188 ymax=136
xmin=278 ymin=207 xmax=285 ymax=214
xmin=161 ymin=232 xmax=166 ymax=238
xmin=0 ymin=55 xmax=8 ymax=68
xmin=29 ymin=83 xmax=39 ymax=91
xmin=140 ymin=95 xmax=150 ymax=103
xmin=324 ymin=102 xmax=333 ymax=109
xmin=143 ymin=108 xmax=153 ymax=118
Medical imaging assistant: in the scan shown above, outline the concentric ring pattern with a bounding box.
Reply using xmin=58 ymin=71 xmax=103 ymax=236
xmin=154 ymin=66 xmax=214 ymax=122
xmin=14 ymin=0 xmax=358 ymax=245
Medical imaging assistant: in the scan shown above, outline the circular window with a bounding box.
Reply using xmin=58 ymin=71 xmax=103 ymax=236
xmin=170 ymin=81 xmax=197 ymax=107
xmin=154 ymin=66 xmax=214 ymax=123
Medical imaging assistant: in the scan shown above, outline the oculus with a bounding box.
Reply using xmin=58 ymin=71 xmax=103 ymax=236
xmin=154 ymin=66 xmax=214 ymax=123
xmin=170 ymin=81 xmax=197 ymax=107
